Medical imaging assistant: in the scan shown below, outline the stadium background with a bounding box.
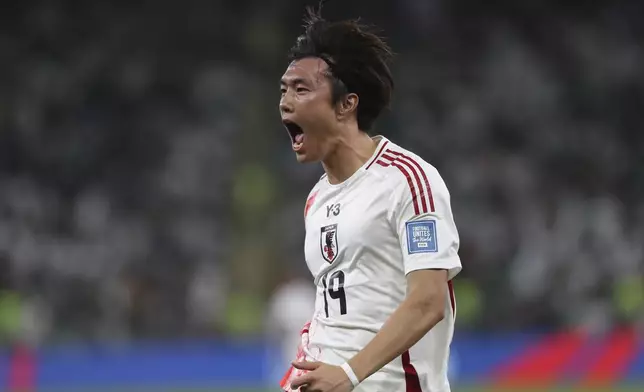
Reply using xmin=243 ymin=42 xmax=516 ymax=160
xmin=0 ymin=0 xmax=643 ymax=391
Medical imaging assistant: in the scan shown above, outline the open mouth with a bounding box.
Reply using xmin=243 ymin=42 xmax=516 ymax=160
xmin=283 ymin=120 xmax=305 ymax=151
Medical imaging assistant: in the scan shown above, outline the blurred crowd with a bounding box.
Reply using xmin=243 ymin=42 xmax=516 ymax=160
xmin=0 ymin=0 xmax=643 ymax=346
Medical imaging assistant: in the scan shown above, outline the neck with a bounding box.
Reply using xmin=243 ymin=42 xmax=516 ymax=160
xmin=322 ymin=127 xmax=379 ymax=185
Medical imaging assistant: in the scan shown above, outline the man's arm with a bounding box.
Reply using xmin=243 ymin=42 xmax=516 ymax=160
xmin=343 ymin=164 xmax=460 ymax=384
xmin=347 ymin=268 xmax=448 ymax=382
xmin=290 ymin=269 xmax=449 ymax=391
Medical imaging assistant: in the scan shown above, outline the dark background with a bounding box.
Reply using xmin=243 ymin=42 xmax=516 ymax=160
xmin=0 ymin=0 xmax=642 ymax=348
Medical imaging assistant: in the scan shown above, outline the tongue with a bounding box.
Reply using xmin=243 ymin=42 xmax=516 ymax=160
xmin=294 ymin=133 xmax=304 ymax=144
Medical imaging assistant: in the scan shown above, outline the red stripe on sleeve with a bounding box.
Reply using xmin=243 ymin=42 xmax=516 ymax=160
xmin=386 ymin=150 xmax=428 ymax=213
xmin=390 ymin=161 xmax=420 ymax=215
xmin=387 ymin=150 xmax=435 ymax=212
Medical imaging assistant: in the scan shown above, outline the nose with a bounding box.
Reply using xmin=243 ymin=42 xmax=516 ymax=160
xmin=279 ymin=94 xmax=293 ymax=115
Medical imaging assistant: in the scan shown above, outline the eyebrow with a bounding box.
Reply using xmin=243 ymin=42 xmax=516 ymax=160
xmin=280 ymin=77 xmax=308 ymax=87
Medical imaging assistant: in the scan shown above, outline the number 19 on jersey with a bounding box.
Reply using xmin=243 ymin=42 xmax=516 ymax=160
xmin=322 ymin=270 xmax=347 ymax=317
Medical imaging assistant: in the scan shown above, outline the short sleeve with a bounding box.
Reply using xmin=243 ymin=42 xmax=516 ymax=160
xmin=389 ymin=164 xmax=462 ymax=280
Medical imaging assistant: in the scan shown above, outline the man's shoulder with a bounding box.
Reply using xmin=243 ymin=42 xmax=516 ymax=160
xmin=387 ymin=141 xmax=440 ymax=171
xmin=370 ymin=140 xmax=443 ymax=189
xmin=371 ymin=140 xmax=451 ymax=216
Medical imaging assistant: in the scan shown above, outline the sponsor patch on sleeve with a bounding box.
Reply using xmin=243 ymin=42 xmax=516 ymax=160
xmin=406 ymin=220 xmax=438 ymax=254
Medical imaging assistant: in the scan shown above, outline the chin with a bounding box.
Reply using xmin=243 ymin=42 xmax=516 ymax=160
xmin=295 ymin=152 xmax=319 ymax=163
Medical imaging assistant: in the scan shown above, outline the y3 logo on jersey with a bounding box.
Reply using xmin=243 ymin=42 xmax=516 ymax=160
xmin=326 ymin=203 xmax=341 ymax=217
xmin=320 ymin=224 xmax=338 ymax=263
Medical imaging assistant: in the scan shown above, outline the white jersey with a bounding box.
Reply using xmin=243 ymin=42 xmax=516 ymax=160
xmin=302 ymin=136 xmax=462 ymax=392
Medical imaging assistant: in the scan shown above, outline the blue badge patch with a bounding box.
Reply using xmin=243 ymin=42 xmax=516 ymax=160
xmin=406 ymin=220 xmax=438 ymax=254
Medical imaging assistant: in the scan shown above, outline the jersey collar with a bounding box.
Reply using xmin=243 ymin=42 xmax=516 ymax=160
xmin=323 ymin=136 xmax=390 ymax=189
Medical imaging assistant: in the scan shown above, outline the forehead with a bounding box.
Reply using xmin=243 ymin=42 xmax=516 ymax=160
xmin=281 ymin=57 xmax=330 ymax=84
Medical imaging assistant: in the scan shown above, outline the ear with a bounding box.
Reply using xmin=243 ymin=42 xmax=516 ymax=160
xmin=337 ymin=93 xmax=359 ymax=118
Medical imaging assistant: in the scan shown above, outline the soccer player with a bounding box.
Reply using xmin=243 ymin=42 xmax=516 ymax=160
xmin=278 ymin=7 xmax=462 ymax=392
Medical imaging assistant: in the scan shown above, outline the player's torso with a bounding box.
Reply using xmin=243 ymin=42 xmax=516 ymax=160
xmin=303 ymin=170 xmax=407 ymax=357
xmin=298 ymin=138 xmax=457 ymax=392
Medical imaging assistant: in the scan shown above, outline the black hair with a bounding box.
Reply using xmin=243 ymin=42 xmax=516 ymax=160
xmin=287 ymin=5 xmax=394 ymax=132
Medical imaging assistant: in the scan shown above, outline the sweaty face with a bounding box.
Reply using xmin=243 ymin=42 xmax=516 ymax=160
xmin=279 ymin=58 xmax=337 ymax=163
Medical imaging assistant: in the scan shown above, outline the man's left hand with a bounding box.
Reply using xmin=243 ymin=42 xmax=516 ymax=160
xmin=290 ymin=361 xmax=354 ymax=392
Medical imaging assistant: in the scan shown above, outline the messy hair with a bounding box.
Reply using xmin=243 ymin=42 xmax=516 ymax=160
xmin=287 ymin=5 xmax=394 ymax=132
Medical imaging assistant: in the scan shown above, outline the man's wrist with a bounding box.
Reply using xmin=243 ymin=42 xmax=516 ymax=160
xmin=340 ymin=362 xmax=360 ymax=388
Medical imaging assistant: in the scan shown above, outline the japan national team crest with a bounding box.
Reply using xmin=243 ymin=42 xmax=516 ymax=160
xmin=320 ymin=224 xmax=339 ymax=264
